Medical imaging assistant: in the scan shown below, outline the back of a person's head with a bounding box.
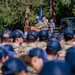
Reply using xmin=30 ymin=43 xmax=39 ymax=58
xmin=27 ymin=30 xmax=39 ymax=42
xmin=0 ymin=46 xmax=8 ymax=59
xmin=2 ymin=30 xmax=12 ymax=43
xmin=64 ymin=33 xmax=73 ymax=41
xmin=18 ymin=54 xmax=32 ymax=66
xmin=11 ymin=30 xmax=23 ymax=42
xmin=46 ymin=39 xmax=62 ymax=55
xmin=4 ymin=44 xmax=16 ymax=57
xmin=65 ymin=46 xmax=75 ymax=75
xmin=2 ymin=29 xmax=12 ymax=38
xmin=2 ymin=57 xmax=28 ymax=75
xmin=39 ymin=59 xmax=72 ymax=75
xmin=64 ymin=27 xmax=74 ymax=41
xmin=39 ymin=30 xmax=49 ymax=42
xmin=56 ymin=33 xmax=64 ymax=42
xmin=28 ymin=47 xmax=48 ymax=63
xmin=1 ymin=30 xmax=11 ymax=43
xmin=1 ymin=38 xmax=11 ymax=43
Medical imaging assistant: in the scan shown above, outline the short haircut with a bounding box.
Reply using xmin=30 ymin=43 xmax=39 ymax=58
xmin=46 ymin=46 xmax=57 ymax=55
xmin=1 ymin=38 xmax=11 ymax=43
xmin=64 ymin=33 xmax=73 ymax=41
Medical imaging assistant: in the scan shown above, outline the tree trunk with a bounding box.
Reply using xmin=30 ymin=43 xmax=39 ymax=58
xmin=52 ymin=0 xmax=56 ymax=22
xmin=50 ymin=0 xmax=53 ymax=17
xmin=5 ymin=0 xmax=8 ymax=4
xmin=25 ymin=6 xmax=30 ymax=25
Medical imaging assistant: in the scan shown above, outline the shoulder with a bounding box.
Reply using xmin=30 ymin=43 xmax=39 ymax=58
xmin=11 ymin=43 xmax=20 ymax=53
xmin=64 ymin=43 xmax=73 ymax=50
xmin=37 ymin=42 xmax=47 ymax=50
xmin=12 ymin=43 xmax=19 ymax=48
xmin=23 ymin=44 xmax=36 ymax=54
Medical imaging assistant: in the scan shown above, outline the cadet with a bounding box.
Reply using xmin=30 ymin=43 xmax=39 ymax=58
xmin=2 ymin=29 xmax=12 ymax=38
xmin=2 ymin=57 xmax=28 ymax=75
xmin=42 ymin=16 xmax=48 ymax=30
xmin=48 ymin=32 xmax=55 ymax=40
xmin=49 ymin=17 xmax=55 ymax=33
xmin=0 ymin=46 xmax=9 ymax=74
xmin=11 ymin=30 xmax=24 ymax=54
xmin=56 ymin=33 xmax=65 ymax=48
xmin=35 ymin=16 xmax=45 ymax=30
xmin=15 ymin=30 xmax=27 ymax=47
xmin=39 ymin=30 xmax=49 ymax=42
xmin=28 ymin=48 xmax=47 ymax=74
xmin=65 ymin=46 xmax=75 ymax=75
xmin=39 ymin=59 xmax=72 ymax=75
xmin=23 ymin=30 xmax=39 ymax=54
xmin=59 ymin=27 xmax=74 ymax=60
xmin=46 ymin=39 xmax=62 ymax=61
xmin=20 ymin=48 xmax=48 ymax=74
xmin=1 ymin=30 xmax=12 ymax=45
xmin=37 ymin=30 xmax=49 ymax=50
xmin=4 ymin=44 xmax=16 ymax=57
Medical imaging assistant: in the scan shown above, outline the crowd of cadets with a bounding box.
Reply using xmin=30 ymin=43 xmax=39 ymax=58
xmin=0 ymin=17 xmax=75 ymax=75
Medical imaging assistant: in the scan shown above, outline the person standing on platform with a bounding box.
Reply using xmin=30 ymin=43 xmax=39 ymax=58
xmin=42 ymin=16 xmax=48 ymax=30
xmin=49 ymin=17 xmax=55 ymax=33
xmin=35 ymin=16 xmax=45 ymax=30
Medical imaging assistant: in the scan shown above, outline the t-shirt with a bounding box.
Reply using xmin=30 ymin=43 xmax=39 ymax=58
xmin=50 ymin=22 xmax=55 ymax=31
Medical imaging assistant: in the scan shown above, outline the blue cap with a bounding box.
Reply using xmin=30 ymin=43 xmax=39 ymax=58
xmin=22 ymin=34 xmax=26 ymax=39
xmin=27 ymin=30 xmax=39 ymax=41
xmin=15 ymin=30 xmax=23 ymax=34
xmin=39 ymin=59 xmax=72 ymax=75
xmin=2 ymin=58 xmax=28 ymax=75
xmin=49 ymin=33 xmax=54 ymax=39
xmin=64 ymin=27 xmax=74 ymax=37
xmin=4 ymin=44 xmax=16 ymax=57
xmin=0 ymin=46 xmax=8 ymax=59
xmin=56 ymin=33 xmax=64 ymax=41
xmin=2 ymin=29 xmax=12 ymax=38
xmin=49 ymin=33 xmax=57 ymax=39
xmin=47 ymin=40 xmax=62 ymax=52
xmin=3 ymin=29 xmax=12 ymax=35
xmin=12 ymin=30 xmax=23 ymax=38
xmin=39 ymin=30 xmax=49 ymax=40
xmin=65 ymin=46 xmax=75 ymax=66
xmin=27 ymin=48 xmax=48 ymax=63
xmin=15 ymin=30 xmax=26 ymax=38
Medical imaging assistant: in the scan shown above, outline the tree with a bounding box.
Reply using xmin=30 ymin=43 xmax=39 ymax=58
xmin=50 ymin=0 xmax=53 ymax=17
xmin=0 ymin=0 xmax=75 ymax=32
xmin=56 ymin=0 xmax=75 ymax=26
xmin=0 ymin=0 xmax=46 ymax=31
xmin=52 ymin=0 xmax=56 ymax=20
xmin=73 ymin=5 xmax=75 ymax=16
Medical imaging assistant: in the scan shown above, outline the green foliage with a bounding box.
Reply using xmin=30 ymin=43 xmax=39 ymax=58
xmin=60 ymin=0 xmax=71 ymax=5
xmin=56 ymin=2 xmax=70 ymax=19
xmin=29 ymin=0 xmax=41 ymax=22
xmin=29 ymin=0 xmax=50 ymax=22
xmin=0 ymin=0 xmax=75 ymax=32
xmin=56 ymin=0 xmax=75 ymax=26
xmin=73 ymin=5 xmax=75 ymax=16
xmin=0 ymin=0 xmax=25 ymax=32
